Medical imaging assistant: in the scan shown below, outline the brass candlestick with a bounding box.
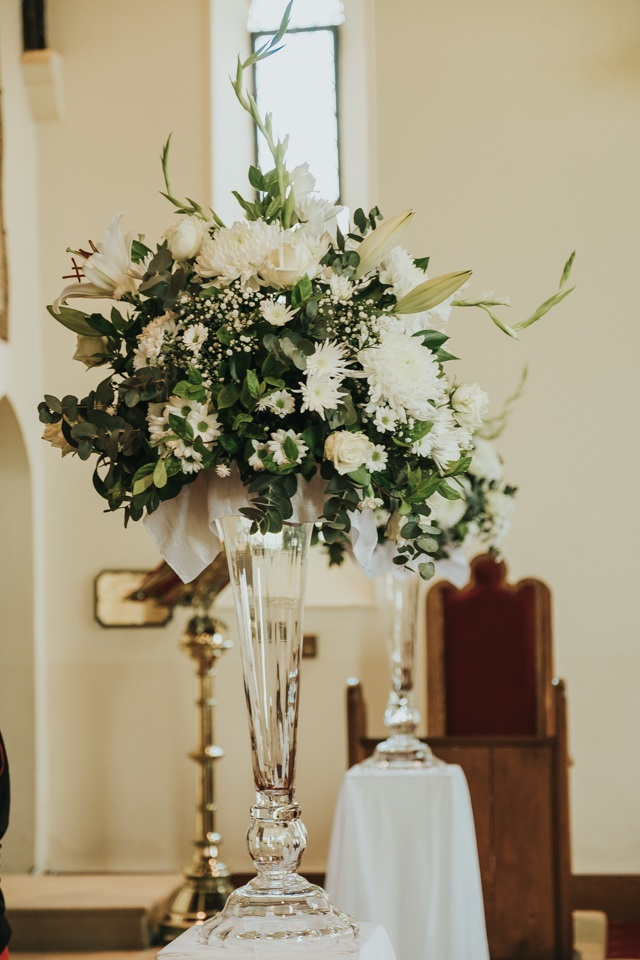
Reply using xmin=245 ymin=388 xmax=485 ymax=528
xmin=158 ymin=606 xmax=234 ymax=941
xmin=133 ymin=555 xmax=234 ymax=943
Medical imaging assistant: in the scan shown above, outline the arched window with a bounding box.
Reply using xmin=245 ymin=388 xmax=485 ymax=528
xmin=248 ymin=0 xmax=344 ymax=202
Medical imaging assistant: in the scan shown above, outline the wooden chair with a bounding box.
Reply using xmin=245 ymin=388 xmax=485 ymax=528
xmin=347 ymin=555 xmax=573 ymax=960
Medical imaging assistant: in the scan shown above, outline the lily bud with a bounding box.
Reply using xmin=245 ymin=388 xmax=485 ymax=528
xmin=394 ymin=270 xmax=472 ymax=314
xmin=354 ymin=210 xmax=414 ymax=279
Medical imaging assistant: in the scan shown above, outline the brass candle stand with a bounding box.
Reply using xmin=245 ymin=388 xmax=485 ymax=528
xmin=158 ymin=603 xmax=234 ymax=941
xmin=128 ymin=554 xmax=235 ymax=942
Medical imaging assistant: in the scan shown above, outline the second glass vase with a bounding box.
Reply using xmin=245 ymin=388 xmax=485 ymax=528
xmin=368 ymin=568 xmax=440 ymax=768
xmin=198 ymin=516 xmax=357 ymax=946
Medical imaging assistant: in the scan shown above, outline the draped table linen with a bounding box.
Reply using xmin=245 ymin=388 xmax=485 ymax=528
xmin=325 ymin=764 xmax=489 ymax=960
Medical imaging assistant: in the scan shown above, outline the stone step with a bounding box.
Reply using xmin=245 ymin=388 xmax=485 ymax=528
xmin=4 ymin=873 xmax=181 ymax=952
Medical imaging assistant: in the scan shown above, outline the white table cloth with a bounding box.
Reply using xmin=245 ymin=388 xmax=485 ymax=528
xmin=325 ymin=764 xmax=489 ymax=960
xmin=156 ymin=921 xmax=397 ymax=959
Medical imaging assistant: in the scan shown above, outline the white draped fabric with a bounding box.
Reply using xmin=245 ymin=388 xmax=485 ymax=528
xmin=326 ymin=765 xmax=489 ymax=960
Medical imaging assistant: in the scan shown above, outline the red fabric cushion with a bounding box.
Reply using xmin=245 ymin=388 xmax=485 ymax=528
xmin=441 ymin=560 xmax=538 ymax=736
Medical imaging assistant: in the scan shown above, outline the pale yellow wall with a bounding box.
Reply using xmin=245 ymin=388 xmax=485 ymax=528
xmin=0 ymin=0 xmax=46 ymax=872
xmin=371 ymin=0 xmax=640 ymax=873
xmin=1 ymin=0 xmax=637 ymax=878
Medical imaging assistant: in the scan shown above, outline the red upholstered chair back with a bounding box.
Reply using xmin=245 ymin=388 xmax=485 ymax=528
xmin=426 ymin=554 xmax=554 ymax=737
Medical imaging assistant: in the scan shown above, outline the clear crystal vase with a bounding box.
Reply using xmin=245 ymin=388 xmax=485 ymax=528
xmin=368 ymin=568 xmax=440 ymax=768
xmin=199 ymin=516 xmax=357 ymax=946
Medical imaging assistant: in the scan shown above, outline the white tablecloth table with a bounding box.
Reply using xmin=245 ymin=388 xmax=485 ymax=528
xmin=325 ymin=764 xmax=489 ymax=960
xmin=156 ymin=921 xmax=396 ymax=959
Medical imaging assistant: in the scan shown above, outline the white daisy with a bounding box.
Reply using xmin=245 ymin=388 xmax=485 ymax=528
xmin=366 ymin=444 xmax=388 ymax=473
xmin=182 ymin=323 xmax=208 ymax=354
xmin=257 ymin=390 xmax=296 ymax=417
xmin=267 ymin=429 xmax=308 ymax=466
xmin=248 ymin=440 xmax=269 ymax=471
xmin=187 ymin=409 xmax=221 ymax=444
xmin=215 ymin=463 xmax=231 ymax=478
xmin=373 ymin=406 xmax=398 ymax=433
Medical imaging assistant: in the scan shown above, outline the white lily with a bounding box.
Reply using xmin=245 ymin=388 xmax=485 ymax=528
xmin=394 ymin=270 xmax=472 ymax=315
xmin=54 ymin=213 xmax=142 ymax=311
xmin=354 ymin=210 xmax=414 ymax=279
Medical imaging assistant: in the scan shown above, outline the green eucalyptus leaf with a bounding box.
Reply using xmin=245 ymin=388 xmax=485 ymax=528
xmin=47 ymin=305 xmax=96 ymax=337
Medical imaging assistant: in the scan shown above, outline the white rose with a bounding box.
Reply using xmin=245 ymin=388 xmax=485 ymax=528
xmin=73 ymin=335 xmax=108 ymax=368
xmin=468 ymin=437 xmax=503 ymax=482
xmin=324 ymin=430 xmax=375 ymax=476
xmin=164 ymin=217 xmax=207 ymax=261
xmin=42 ymin=420 xmax=74 ymax=456
xmin=259 ymin=233 xmax=328 ymax=289
xmin=451 ymin=383 xmax=489 ymax=431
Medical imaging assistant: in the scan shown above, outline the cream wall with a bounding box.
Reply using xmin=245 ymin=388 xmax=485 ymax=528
xmin=1 ymin=0 xmax=638 ymax=878
xmin=0 ymin=0 xmax=47 ymax=871
xmin=370 ymin=0 xmax=640 ymax=873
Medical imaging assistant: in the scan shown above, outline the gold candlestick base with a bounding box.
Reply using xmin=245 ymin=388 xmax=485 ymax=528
xmin=158 ymin=871 xmax=235 ymax=941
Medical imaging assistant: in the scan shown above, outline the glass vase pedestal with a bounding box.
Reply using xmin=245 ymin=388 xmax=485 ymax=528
xmin=366 ymin=569 xmax=441 ymax=771
xmin=198 ymin=516 xmax=356 ymax=947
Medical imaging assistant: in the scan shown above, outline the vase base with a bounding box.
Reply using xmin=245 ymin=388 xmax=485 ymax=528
xmin=198 ymin=876 xmax=358 ymax=946
xmin=365 ymin=735 xmax=443 ymax=769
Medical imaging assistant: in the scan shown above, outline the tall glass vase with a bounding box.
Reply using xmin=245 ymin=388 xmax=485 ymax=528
xmin=368 ymin=568 xmax=440 ymax=768
xmin=199 ymin=515 xmax=357 ymax=946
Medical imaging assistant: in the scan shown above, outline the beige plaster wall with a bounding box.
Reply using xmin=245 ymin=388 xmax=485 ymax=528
xmin=1 ymin=0 xmax=636 ymax=878
xmin=0 ymin=0 xmax=46 ymax=872
xmin=371 ymin=0 xmax=640 ymax=873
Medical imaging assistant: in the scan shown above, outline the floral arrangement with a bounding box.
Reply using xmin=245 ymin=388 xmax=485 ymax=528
xmin=39 ymin=7 xmax=572 ymax=581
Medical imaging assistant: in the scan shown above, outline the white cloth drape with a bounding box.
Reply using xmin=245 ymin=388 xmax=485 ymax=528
xmin=325 ymin=764 xmax=489 ymax=960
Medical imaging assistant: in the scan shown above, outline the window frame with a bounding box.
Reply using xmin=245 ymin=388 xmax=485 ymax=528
xmin=250 ymin=23 xmax=343 ymax=203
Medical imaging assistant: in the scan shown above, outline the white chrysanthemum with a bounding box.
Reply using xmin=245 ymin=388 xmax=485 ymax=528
xmin=468 ymin=437 xmax=503 ymax=482
xmin=328 ymin=273 xmax=354 ymax=302
xmin=215 ymin=463 xmax=231 ymax=478
xmin=366 ymin=444 xmax=388 ymax=473
xmin=147 ymin=414 xmax=168 ymax=446
xmin=259 ymin=300 xmax=297 ymax=327
xmin=133 ymin=313 xmax=176 ymax=369
xmin=195 ymin=219 xmax=283 ymax=287
xmin=267 ymin=429 xmax=309 ymax=466
xmin=379 ymin=245 xmax=426 ymax=298
xmin=248 ymin=440 xmax=269 ymax=471
xmin=306 ymin=340 xmax=350 ymax=378
xmin=430 ymin=407 xmax=472 ymax=469
xmin=373 ymin=406 xmax=397 ymax=432
xmin=187 ymin=408 xmax=221 ymax=444
xmin=299 ymin=372 xmax=344 ymax=418
xmin=358 ymin=328 xmax=445 ymax=421
xmin=257 ymin=390 xmax=296 ymax=417
xmin=182 ymin=323 xmax=208 ymax=354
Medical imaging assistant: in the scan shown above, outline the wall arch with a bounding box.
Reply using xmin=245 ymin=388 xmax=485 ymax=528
xmin=0 ymin=394 xmax=36 ymax=870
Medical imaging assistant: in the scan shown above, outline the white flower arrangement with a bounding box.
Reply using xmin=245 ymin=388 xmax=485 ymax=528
xmin=39 ymin=6 xmax=572 ymax=581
